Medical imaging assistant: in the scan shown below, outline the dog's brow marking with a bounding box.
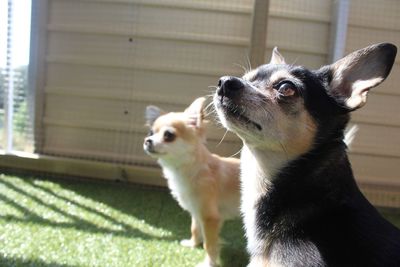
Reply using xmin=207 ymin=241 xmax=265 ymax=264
xmin=268 ymin=69 xmax=302 ymax=89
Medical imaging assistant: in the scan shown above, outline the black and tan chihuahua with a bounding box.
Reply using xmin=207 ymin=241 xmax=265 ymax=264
xmin=214 ymin=43 xmax=400 ymax=266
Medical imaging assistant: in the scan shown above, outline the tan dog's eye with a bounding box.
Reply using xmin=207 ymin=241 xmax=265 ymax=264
xmin=276 ymin=81 xmax=296 ymax=97
xmin=163 ymin=130 xmax=176 ymax=142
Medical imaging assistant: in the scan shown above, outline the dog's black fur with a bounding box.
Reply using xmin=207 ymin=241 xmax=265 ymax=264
xmin=257 ymin=141 xmax=400 ymax=266
xmin=215 ymin=43 xmax=400 ymax=266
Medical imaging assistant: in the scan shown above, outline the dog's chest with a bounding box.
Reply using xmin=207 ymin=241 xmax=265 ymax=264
xmin=240 ymin=147 xmax=271 ymax=254
xmin=240 ymin=146 xmax=291 ymax=256
xmin=162 ymin=165 xmax=199 ymax=213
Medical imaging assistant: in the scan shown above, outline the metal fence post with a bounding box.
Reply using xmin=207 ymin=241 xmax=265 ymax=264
xmin=248 ymin=0 xmax=270 ymax=68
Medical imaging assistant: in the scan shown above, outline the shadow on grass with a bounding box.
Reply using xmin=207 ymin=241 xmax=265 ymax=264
xmin=0 ymin=177 xmax=184 ymax=242
xmin=0 ymin=254 xmax=77 ymax=267
xmin=0 ymin=175 xmax=249 ymax=266
xmin=52 ymin=178 xmax=249 ymax=265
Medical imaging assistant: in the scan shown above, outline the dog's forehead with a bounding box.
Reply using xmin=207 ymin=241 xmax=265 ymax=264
xmin=243 ymin=64 xmax=306 ymax=89
xmin=243 ymin=64 xmax=293 ymax=82
xmin=153 ymin=113 xmax=185 ymax=131
xmin=153 ymin=112 xmax=182 ymax=130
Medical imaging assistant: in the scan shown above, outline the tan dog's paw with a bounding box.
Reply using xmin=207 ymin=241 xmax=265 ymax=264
xmin=195 ymin=256 xmax=219 ymax=267
xmin=180 ymin=239 xmax=201 ymax=248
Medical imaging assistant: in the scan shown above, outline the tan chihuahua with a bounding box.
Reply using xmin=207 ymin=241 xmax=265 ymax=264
xmin=143 ymin=97 xmax=241 ymax=267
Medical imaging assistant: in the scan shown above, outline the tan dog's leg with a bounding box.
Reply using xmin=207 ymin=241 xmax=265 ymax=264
xmin=181 ymin=216 xmax=202 ymax=247
xmin=198 ymin=215 xmax=221 ymax=267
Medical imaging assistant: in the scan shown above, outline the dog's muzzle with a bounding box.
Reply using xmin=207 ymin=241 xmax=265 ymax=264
xmin=215 ymin=76 xmax=262 ymax=131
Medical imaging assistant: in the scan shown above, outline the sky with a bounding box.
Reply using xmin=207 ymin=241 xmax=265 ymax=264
xmin=0 ymin=0 xmax=32 ymax=68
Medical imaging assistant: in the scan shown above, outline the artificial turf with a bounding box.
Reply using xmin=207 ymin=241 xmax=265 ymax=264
xmin=0 ymin=174 xmax=247 ymax=267
xmin=0 ymin=174 xmax=400 ymax=267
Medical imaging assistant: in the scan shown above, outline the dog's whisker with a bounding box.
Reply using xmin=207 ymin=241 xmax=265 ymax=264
xmin=233 ymin=62 xmax=248 ymax=73
xmin=204 ymin=101 xmax=216 ymax=117
xmin=228 ymin=147 xmax=243 ymax=158
xmin=245 ymin=54 xmax=252 ymax=73
xmin=279 ymin=141 xmax=289 ymax=160
xmin=216 ymin=129 xmax=229 ymax=147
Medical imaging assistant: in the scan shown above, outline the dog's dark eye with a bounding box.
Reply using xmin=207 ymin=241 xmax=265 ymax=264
xmin=163 ymin=130 xmax=176 ymax=142
xmin=275 ymin=81 xmax=297 ymax=97
xmin=147 ymin=130 xmax=154 ymax=136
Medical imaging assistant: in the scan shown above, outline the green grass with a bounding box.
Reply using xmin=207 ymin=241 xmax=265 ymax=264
xmin=0 ymin=174 xmax=247 ymax=267
xmin=1 ymin=174 xmax=400 ymax=267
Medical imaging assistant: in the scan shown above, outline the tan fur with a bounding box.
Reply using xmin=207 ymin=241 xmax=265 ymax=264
xmin=144 ymin=98 xmax=241 ymax=267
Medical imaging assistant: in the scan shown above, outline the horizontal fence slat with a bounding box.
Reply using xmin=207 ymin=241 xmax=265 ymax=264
xmin=46 ymin=63 xmax=221 ymax=95
xmin=49 ymin=1 xmax=252 ymax=40
xmin=269 ymin=0 xmax=331 ymax=23
xmin=46 ymin=55 xmax=243 ymax=77
xmin=350 ymin=153 xmax=400 ymax=187
xmin=352 ymin=93 xmax=400 ymax=127
xmin=45 ymin=86 xmax=202 ymax=105
xmin=348 ymin=123 xmax=400 ymax=158
xmin=47 ymin=32 xmax=249 ymax=76
xmin=47 ymin=24 xmax=249 ymax=47
xmin=60 ymin=0 xmax=254 ymax=14
xmin=348 ymin=0 xmax=400 ymax=32
xmin=266 ymin=17 xmax=330 ymax=56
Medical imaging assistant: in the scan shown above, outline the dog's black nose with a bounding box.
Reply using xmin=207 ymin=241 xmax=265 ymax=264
xmin=144 ymin=138 xmax=153 ymax=149
xmin=217 ymin=76 xmax=243 ymax=98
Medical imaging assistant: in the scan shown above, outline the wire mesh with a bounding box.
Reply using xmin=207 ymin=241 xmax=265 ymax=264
xmin=0 ymin=0 xmax=400 ymax=206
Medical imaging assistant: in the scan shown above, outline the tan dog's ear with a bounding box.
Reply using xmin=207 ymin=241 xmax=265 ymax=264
xmin=184 ymin=97 xmax=206 ymax=128
xmin=327 ymin=43 xmax=397 ymax=110
xmin=269 ymin=47 xmax=286 ymax=65
xmin=145 ymin=105 xmax=164 ymax=126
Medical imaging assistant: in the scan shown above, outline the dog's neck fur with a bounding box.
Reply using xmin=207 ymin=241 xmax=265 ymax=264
xmin=157 ymin=141 xmax=212 ymax=215
xmin=158 ymin=141 xmax=210 ymax=180
xmin=243 ymin=137 xmax=359 ymax=257
xmin=240 ymin=143 xmax=289 ymax=255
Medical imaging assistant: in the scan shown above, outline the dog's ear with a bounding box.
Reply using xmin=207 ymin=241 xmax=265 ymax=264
xmin=184 ymin=97 xmax=206 ymax=128
xmin=269 ymin=47 xmax=286 ymax=65
xmin=326 ymin=43 xmax=397 ymax=110
xmin=145 ymin=105 xmax=163 ymax=126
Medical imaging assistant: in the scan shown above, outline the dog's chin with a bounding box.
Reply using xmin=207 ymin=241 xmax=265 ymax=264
xmin=213 ymin=95 xmax=262 ymax=133
xmin=143 ymin=148 xmax=166 ymax=158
